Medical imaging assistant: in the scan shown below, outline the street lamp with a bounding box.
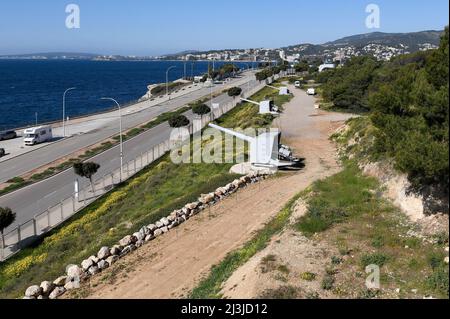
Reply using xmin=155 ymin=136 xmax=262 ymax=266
xmin=63 ymin=87 xmax=76 ymax=137
xmin=100 ymin=97 xmax=124 ymax=182
xmin=166 ymin=66 xmax=176 ymax=100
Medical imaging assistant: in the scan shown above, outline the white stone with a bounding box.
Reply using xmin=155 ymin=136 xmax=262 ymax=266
xmin=110 ymin=245 xmax=122 ymax=256
xmin=133 ymin=232 xmax=144 ymax=242
xmin=119 ymin=235 xmax=133 ymax=247
xmin=40 ymin=281 xmax=54 ymax=295
xmin=81 ymin=258 xmax=94 ymax=271
xmin=154 ymin=229 xmax=163 ymax=237
xmin=66 ymin=265 xmax=82 ymax=279
xmin=53 ymin=276 xmax=67 ymax=287
xmin=49 ymin=287 xmax=66 ymax=299
xmin=97 ymin=260 xmax=108 ymax=270
xmin=160 ymin=217 xmax=170 ymax=226
xmin=97 ymin=246 xmax=111 ymax=260
xmin=106 ymin=255 xmax=119 ymax=266
xmin=25 ymin=285 xmax=42 ymax=298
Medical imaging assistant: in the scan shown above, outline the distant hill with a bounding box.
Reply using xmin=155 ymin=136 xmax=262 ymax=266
xmin=325 ymin=30 xmax=443 ymax=50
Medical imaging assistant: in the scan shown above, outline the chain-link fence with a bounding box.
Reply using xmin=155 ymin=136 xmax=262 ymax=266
xmin=0 ymin=76 xmax=282 ymax=261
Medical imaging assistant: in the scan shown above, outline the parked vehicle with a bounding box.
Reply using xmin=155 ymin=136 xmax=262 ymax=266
xmin=0 ymin=148 xmax=5 ymax=158
xmin=294 ymin=81 xmax=301 ymax=88
xmin=0 ymin=130 xmax=17 ymax=141
xmin=23 ymin=126 xmax=53 ymax=146
xmin=307 ymin=88 xmax=316 ymax=95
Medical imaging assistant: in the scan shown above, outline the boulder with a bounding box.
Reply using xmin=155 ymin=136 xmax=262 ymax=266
xmin=119 ymin=235 xmax=134 ymax=247
xmin=49 ymin=287 xmax=66 ymax=299
xmin=53 ymin=276 xmax=68 ymax=287
xmin=139 ymin=226 xmax=149 ymax=236
xmin=81 ymin=258 xmax=94 ymax=271
xmin=25 ymin=285 xmax=42 ymax=298
xmin=154 ymin=229 xmax=163 ymax=237
xmin=160 ymin=217 xmax=170 ymax=226
xmin=97 ymin=246 xmax=111 ymax=260
xmin=88 ymin=266 xmax=100 ymax=276
xmin=89 ymin=255 xmax=99 ymax=264
xmin=66 ymin=265 xmax=82 ymax=279
xmin=200 ymin=193 xmax=215 ymax=205
xmin=37 ymin=295 xmax=48 ymax=300
xmin=155 ymin=221 xmax=164 ymax=228
xmin=135 ymin=240 xmax=144 ymax=248
xmin=161 ymin=226 xmax=169 ymax=233
xmin=167 ymin=215 xmax=176 ymax=222
xmin=185 ymin=202 xmax=199 ymax=210
xmin=147 ymin=224 xmax=157 ymax=232
xmin=133 ymin=232 xmax=145 ymax=242
xmin=145 ymin=234 xmax=154 ymax=242
xmin=40 ymin=281 xmax=54 ymax=295
xmin=106 ymin=255 xmax=119 ymax=266
xmin=110 ymin=245 xmax=122 ymax=256
xmin=64 ymin=280 xmax=79 ymax=291
xmin=120 ymin=246 xmax=132 ymax=256
xmin=97 ymin=260 xmax=108 ymax=270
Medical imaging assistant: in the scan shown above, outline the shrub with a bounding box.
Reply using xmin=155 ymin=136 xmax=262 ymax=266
xmin=228 ymin=87 xmax=242 ymax=97
xmin=300 ymin=272 xmax=317 ymax=281
xmin=192 ymin=104 xmax=211 ymax=115
xmin=426 ymin=267 xmax=449 ymax=297
xmin=168 ymin=115 xmax=190 ymax=128
xmin=360 ymin=253 xmax=389 ymax=268
xmin=321 ymin=275 xmax=335 ymax=290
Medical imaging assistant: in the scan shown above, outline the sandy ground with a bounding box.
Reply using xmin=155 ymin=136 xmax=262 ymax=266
xmin=77 ymin=85 xmax=354 ymax=299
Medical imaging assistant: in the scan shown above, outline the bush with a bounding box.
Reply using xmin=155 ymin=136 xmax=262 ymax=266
xmin=168 ymin=115 xmax=190 ymax=128
xmin=192 ymin=104 xmax=211 ymax=115
xmin=360 ymin=253 xmax=389 ymax=268
xmin=321 ymin=274 xmax=335 ymax=290
xmin=426 ymin=267 xmax=449 ymax=297
xmin=300 ymin=272 xmax=317 ymax=281
xmin=228 ymin=87 xmax=242 ymax=97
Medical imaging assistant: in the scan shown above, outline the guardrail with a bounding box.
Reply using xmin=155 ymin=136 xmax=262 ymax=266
xmin=0 ymin=76 xmax=276 ymax=262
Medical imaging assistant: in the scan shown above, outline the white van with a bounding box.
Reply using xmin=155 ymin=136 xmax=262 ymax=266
xmin=23 ymin=126 xmax=53 ymax=146
xmin=294 ymin=81 xmax=301 ymax=88
xmin=307 ymin=88 xmax=316 ymax=96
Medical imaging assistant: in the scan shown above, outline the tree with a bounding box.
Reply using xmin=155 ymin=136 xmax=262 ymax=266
xmin=192 ymin=104 xmax=211 ymax=115
xmin=168 ymin=114 xmax=190 ymax=128
xmin=74 ymin=162 xmax=101 ymax=194
xmin=228 ymin=87 xmax=242 ymax=97
xmin=0 ymin=207 xmax=16 ymax=250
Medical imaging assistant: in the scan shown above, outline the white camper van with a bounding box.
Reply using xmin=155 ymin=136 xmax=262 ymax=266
xmin=23 ymin=126 xmax=53 ymax=146
xmin=306 ymin=88 xmax=316 ymax=96
xmin=294 ymin=81 xmax=301 ymax=88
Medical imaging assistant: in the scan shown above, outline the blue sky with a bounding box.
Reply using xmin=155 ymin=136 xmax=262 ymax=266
xmin=0 ymin=0 xmax=448 ymax=55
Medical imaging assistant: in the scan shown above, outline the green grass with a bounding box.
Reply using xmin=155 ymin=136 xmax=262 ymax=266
xmin=294 ymin=161 xmax=449 ymax=298
xmin=189 ymin=193 xmax=301 ymax=299
xmin=295 ymin=161 xmax=379 ymax=237
xmin=0 ymin=84 xmax=292 ymax=299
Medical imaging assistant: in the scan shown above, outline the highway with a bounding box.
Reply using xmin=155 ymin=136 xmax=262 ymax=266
xmin=0 ymin=73 xmax=261 ymax=231
xmin=0 ymin=71 xmax=256 ymax=183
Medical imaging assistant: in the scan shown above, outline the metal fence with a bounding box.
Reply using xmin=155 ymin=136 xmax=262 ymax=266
xmin=0 ymin=77 xmax=275 ymax=261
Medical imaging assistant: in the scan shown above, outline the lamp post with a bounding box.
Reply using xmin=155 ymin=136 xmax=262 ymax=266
xmin=100 ymin=97 xmax=123 ymax=182
xmin=166 ymin=66 xmax=176 ymax=100
xmin=62 ymin=87 xmax=76 ymax=138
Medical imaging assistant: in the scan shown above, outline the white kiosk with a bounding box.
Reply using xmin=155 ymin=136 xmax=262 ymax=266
xmin=240 ymin=98 xmax=280 ymax=115
xmin=266 ymin=84 xmax=290 ymax=95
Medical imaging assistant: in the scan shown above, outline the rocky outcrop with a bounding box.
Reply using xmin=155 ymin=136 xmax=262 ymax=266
xmin=22 ymin=171 xmax=269 ymax=300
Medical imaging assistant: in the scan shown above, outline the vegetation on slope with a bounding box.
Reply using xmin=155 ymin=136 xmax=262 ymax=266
xmin=295 ymin=161 xmax=449 ymax=298
xmin=318 ymin=27 xmax=449 ymax=192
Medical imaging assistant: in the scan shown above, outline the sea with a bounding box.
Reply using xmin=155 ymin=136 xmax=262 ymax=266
xmin=0 ymin=60 xmax=257 ymax=130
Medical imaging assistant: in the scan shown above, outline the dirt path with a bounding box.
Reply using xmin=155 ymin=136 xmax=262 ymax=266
xmin=79 ymin=86 xmax=354 ymax=299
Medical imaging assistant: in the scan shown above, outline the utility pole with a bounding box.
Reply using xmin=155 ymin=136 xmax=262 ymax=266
xmin=62 ymin=87 xmax=76 ymax=138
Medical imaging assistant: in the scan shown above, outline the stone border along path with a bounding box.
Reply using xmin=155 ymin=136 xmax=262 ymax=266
xmin=22 ymin=172 xmax=269 ymax=299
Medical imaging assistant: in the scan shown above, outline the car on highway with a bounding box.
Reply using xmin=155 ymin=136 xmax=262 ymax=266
xmin=0 ymin=148 xmax=5 ymax=158
xmin=0 ymin=130 xmax=17 ymax=141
